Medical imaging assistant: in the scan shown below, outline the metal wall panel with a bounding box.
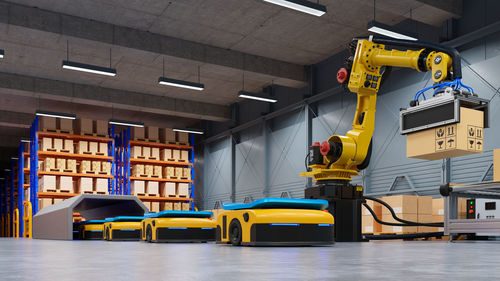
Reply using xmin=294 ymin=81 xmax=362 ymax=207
xmin=203 ymin=138 xmax=232 ymax=209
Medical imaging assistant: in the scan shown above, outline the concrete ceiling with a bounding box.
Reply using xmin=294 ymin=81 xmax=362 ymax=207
xmin=0 ymin=0 xmax=458 ymax=165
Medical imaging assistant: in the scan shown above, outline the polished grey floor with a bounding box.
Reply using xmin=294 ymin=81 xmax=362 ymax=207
xmin=0 ymin=238 xmax=497 ymax=280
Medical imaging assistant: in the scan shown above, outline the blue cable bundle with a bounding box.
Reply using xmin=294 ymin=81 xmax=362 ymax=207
xmin=414 ymin=78 xmax=474 ymax=101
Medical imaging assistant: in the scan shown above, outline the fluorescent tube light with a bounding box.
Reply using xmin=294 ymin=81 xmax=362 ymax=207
xmin=62 ymin=60 xmax=117 ymax=77
xmin=108 ymin=119 xmax=144 ymax=128
xmin=4 ymin=169 xmax=11 ymax=172
xmin=11 ymin=157 xmax=19 ymax=160
xmin=238 ymin=91 xmax=277 ymax=103
xmin=20 ymin=140 xmax=31 ymax=143
xmin=173 ymin=128 xmax=204 ymax=135
xmin=158 ymin=77 xmax=204 ymax=91
xmin=263 ymin=0 xmax=326 ymax=16
xmin=36 ymin=110 xmax=76 ymax=120
xmin=367 ymin=21 xmax=418 ymax=41
xmin=0 ymin=49 xmax=4 ymax=59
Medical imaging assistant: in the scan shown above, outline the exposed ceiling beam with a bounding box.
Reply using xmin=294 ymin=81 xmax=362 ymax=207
xmin=0 ymin=1 xmax=306 ymax=84
xmin=416 ymin=0 xmax=462 ymax=17
xmin=0 ymin=71 xmax=230 ymax=121
xmin=0 ymin=110 xmax=33 ymax=128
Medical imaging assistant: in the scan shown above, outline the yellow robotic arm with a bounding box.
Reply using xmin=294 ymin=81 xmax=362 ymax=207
xmin=301 ymin=38 xmax=455 ymax=183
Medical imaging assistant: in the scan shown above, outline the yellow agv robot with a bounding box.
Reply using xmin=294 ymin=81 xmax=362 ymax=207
xmin=103 ymin=216 xmax=144 ymax=241
xmin=78 ymin=220 xmax=106 ymax=240
xmin=141 ymin=211 xmax=216 ymax=243
xmin=216 ymin=198 xmax=334 ymax=246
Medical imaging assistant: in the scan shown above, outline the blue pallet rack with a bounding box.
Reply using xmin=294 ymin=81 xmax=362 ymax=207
xmin=9 ymin=158 xmax=16 ymax=237
xmin=114 ymin=126 xmax=131 ymax=195
xmin=17 ymin=142 xmax=26 ymax=237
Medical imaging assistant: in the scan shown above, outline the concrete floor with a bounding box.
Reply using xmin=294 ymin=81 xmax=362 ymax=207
xmin=0 ymin=238 xmax=496 ymax=280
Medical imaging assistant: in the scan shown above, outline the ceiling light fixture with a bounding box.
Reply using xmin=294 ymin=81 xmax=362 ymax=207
xmin=173 ymin=128 xmax=204 ymax=135
xmin=0 ymin=49 xmax=4 ymax=59
xmin=367 ymin=0 xmax=417 ymax=41
xmin=11 ymin=157 xmax=18 ymax=160
xmin=108 ymin=119 xmax=144 ymax=128
xmin=263 ymin=0 xmax=326 ymax=16
xmin=238 ymin=91 xmax=278 ymax=103
xmin=367 ymin=21 xmax=417 ymax=41
xmin=158 ymin=58 xmax=204 ymax=91
xmin=36 ymin=110 xmax=76 ymax=120
xmin=20 ymin=140 xmax=31 ymax=143
xmin=62 ymin=41 xmax=117 ymax=76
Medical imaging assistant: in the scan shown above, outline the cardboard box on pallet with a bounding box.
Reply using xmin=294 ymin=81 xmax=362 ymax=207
xmin=101 ymin=162 xmax=111 ymax=175
xmin=41 ymin=137 xmax=53 ymax=151
xmin=98 ymin=143 xmax=108 ymax=156
xmin=153 ymin=166 xmax=162 ymax=178
xmin=78 ymin=178 xmax=93 ymax=193
xmin=88 ymin=142 xmax=98 ymax=154
xmin=177 ymin=183 xmax=189 ymax=197
xmin=39 ymin=116 xmax=57 ymax=131
xmin=381 ymin=195 xmax=418 ymax=215
xmin=150 ymin=148 xmax=160 ymax=160
xmin=39 ymin=198 xmax=53 ymax=209
xmin=432 ymin=197 xmax=467 ymax=219
xmin=182 ymin=168 xmax=191 ymax=180
xmin=42 ymin=158 xmax=56 ymax=171
xmin=66 ymin=159 xmax=77 ymax=172
xmin=146 ymin=181 xmax=159 ymax=195
xmin=62 ymin=139 xmax=74 ymax=153
xmin=381 ymin=213 xmax=418 ymax=234
xmin=417 ymin=214 xmax=433 ymax=233
xmin=177 ymin=132 xmax=189 ymax=143
xmin=172 ymin=149 xmax=180 ymax=161
xmin=164 ymin=167 xmax=175 ymax=178
xmin=432 ymin=215 xmax=445 ymax=232
xmin=161 ymin=128 xmax=176 ymax=143
xmin=151 ymin=202 xmax=160 ymax=212
xmin=132 ymin=165 xmax=145 ymax=177
xmin=131 ymin=146 xmax=142 ymax=159
xmin=80 ymin=160 xmax=91 ymax=173
xmin=131 ymin=180 xmax=145 ymax=195
xmin=362 ymin=199 xmax=382 ymax=233
xmin=174 ymin=202 xmax=182 ymax=211
xmin=182 ymin=203 xmax=190 ymax=211
xmin=39 ymin=175 xmax=56 ymax=192
xmin=95 ymin=120 xmax=108 ymax=136
xmin=77 ymin=141 xmax=89 ymax=154
xmin=58 ymin=118 xmax=73 ymax=132
xmin=180 ymin=150 xmax=189 ymax=162
xmin=161 ymin=202 xmax=173 ymax=211
xmin=94 ymin=178 xmax=108 ymax=193
xmin=92 ymin=161 xmax=101 ymax=173
xmin=131 ymin=127 xmax=145 ymax=140
xmin=161 ymin=149 xmax=172 ymax=161
xmin=175 ymin=167 xmax=183 ymax=178
xmin=418 ymin=196 xmax=432 ymax=215
xmin=57 ymin=176 xmax=73 ymax=192
xmin=147 ymin=126 xmax=159 ymax=141
xmin=53 ymin=138 xmax=63 ymax=152
xmin=142 ymin=147 xmax=151 ymax=159
xmin=56 ymin=158 xmax=66 ymax=171
xmin=407 ymin=107 xmax=484 ymax=160
xmin=76 ymin=118 xmax=93 ymax=135
xmin=160 ymin=182 xmax=176 ymax=197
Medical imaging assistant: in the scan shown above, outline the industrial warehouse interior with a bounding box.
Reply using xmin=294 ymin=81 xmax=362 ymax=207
xmin=1 ymin=0 xmax=500 ymax=279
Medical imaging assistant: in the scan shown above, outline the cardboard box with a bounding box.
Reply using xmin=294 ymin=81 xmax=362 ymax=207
xmin=494 ymin=149 xmax=500 ymax=182
xmin=432 ymin=215 xmax=444 ymax=232
xmin=58 ymin=118 xmax=73 ymax=132
xmin=362 ymin=216 xmax=376 ymax=234
xmin=418 ymin=196 xmax=432 ymax=214
xmin=174 ymin=202 xmax=182 ymax=211
xmin=77 ymin=141 xmax=89 ymax=154
xmin=381 ymin=195 xmax=417 ymax=215
xmin=144 ymin=165 xmax=153 ymax=177
xmin=41 ymin=137 xmax=53 ymax=151
xmin=76 ymin=118 xmax=93 ymax=135
xmin=101 ymin=162 xmax=111 ymax=175
xmin=147 ymin=126 xmax=159 ymax=140
xmin=57 ymin=176 xmax=73 ymax=192
xmin=381 ymin=214 xmax=418 ymax=234
xmin=362 ymin=199 xmax=382 ymax=234
xmin=62 ymin=139 xmax=74 ymax=153
xmin=88 ymin=142 xmax=98 ymax=154
xmin=94 ymin=178 xmax=108 ymax=193
xmin=432 ymin=197 xmax=467 ymax=218
xmin=417 ymin=214 xmax=433 ymax=233
xmin=161 ymin=128 xmax=176 ymax=143
xmin=142 ymin=147 xmax=151 ymax=159
xmin=131 ymin=127 xmax=145 ymax=140
xmin=183 ymin=168 xmax=191 ymax=180
xmin=153 ymin=166 xmax=162 ymax=178
xmin=131 ymin=180 xmax=145 ymax=195
xmin=66 ymin=159 xmax=77 ymax=172
xmin=164 ymin=167 xmax=175 ymax=178
xmin=180 ymin=150 xmax=189 ymax=162
xmin=161 ymin=182 xmax=176 ymax=197
xmin=95 ymin=120 xmax=108 ymax=136
xmin=98 ymin=143 xmax=108 ymax=156
xmin=150 ymin=148 xmax=160 ymax=160
xmin=151 ymin=202 xmax=160 ymax=212
xmin=172 ymin=149 xmax=180 ymax=161
xmin=161 ymin=149 xmax=172 ymax=161
xmin=39 ymin=175 xmax=56 ymax=192
xmin=131 ymin=146 xmax=143 ymax=159
xmin=56 ymin=158 xmax=66 ymax=170
xmin=161 ymin=202 xmax=173 ymax=211
xmin=42 ymin=158 xmax=55 ymax=171
xmin=175 ymin=167 xmax=183 ymax=178
xmin=407 ymin=107 xmax=484 ymax=160
xmin=80 ymin=160 xmax=92 ymax=173
xmin=39 ymin=198 xmax=53 ymax=209
xmin=92 ymin=161 xmax=101 ymax=173
xmin=182 ymin=203 xmax=190 ymax=211
xmin=78 ymin=178 xmax=93 ymax=193
xmin=53 ymin=138 xmax=63 ymax=152
xmin=177 ymin=132 xmax=189 ymax=143
xmin=54 ymin=198 xmax=64 ymax=204
xmin=132 ymin=165 xmax=145 ymax=177
xmin=146 ymin=181 xmax=159 ymax=195
xmin=39 ymin=116 xmax=57 ymax=131
xmin=177 ymin=183 xmax=189 ymax=197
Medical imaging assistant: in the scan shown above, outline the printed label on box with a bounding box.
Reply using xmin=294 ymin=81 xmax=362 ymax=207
xmin=393 ymin=226 xmax=402 ymax=233
xmin=364 ymin=226 xmax=373 ymax=233
xmin=438 ymin=209 xmax=444 ymax=215
xmin=393 ymin=207 xmax=402 ymax=214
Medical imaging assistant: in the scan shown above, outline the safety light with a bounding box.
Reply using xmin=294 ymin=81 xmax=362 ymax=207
xmin=263 ymin=0 xmax=326 ymax=16
xmin=238 ymin=91 xmax=278 ymax=103
xmin=367 ymin=21 xmax=417 ymax=41
xmin=108 ymin=119 xmax=144 ymax=128
xmin=62 ymin=60 xmax=117 ymax=77
xmin=36 ymin=110 xmax=76 ymax=120
xmin=158 ymin=77 xmax=204 ymax=91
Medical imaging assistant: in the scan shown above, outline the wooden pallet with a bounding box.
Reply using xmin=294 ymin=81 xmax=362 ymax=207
xmin=63 ymin=169 xmax=77 ymax=173
xmin=164 ymin=141 xmax=189 ymax=146
xmin=134 ymin=138 xmax=160 ymax=143
xmin=80 ymin=132 xmax=108 ymax=138
xmin=40 ymin=189 xmax=73 ymax=193
xmin=82 ymin=191 xmax=108 ymax=195
xmin=43 ymin=128 xmax=74 ymax=134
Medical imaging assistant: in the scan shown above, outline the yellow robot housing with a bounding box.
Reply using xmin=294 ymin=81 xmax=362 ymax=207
xmin=216 ymin=198 xmax=334 ymax=246
xmin=141 ymin=211 xmax=216 ymax=243
xmin=103 ymin=216 xmax=143 ymax=241
xmin=78 ymin=220 xmax=105 ymax=240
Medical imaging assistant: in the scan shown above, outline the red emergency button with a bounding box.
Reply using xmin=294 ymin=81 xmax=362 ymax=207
xmin=320 ymin=141 xmax=330 ymax=156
